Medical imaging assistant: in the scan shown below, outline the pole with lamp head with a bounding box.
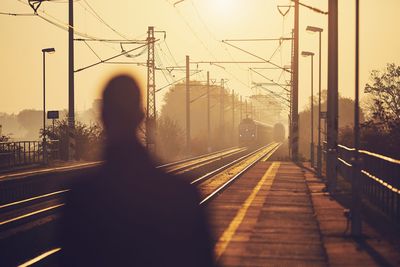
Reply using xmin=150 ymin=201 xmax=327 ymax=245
xmin=302 ymin=51 xmax=315 ymax=167
xmin=42 ymin=47 xmax=55 ymax=164
xmin=306 ymin=25 xmax=324 ymax=177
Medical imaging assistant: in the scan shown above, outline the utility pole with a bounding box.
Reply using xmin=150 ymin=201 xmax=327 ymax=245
xmin=146 ymin=26 xmax=156 ymax=152
xmin=311 ymin=54 xmax=314 ymax=167
xmin=352 ymin=0 xmax=362 ymax=237
xmin=232 ymin=90 xmax=235 ymax=142
xmin=68 ymin=0 xmax=75 ymax=160
xmin=207 ymin=71 xmax=211 ymax=152
xmin=291 ymin=0 xmax=299 ymax=161
xmin=245 ymin=100 xmax=248 ymax=118
xmin=317 ymin=29 xmax=323 ymax=178
xmin=186 ymin=55 xmax=191 ymax=153
xmin=220 ymin=79 xmax=225 ymax=147
xmin=240 ymin=96 xmax=243 ymax=121
xmin=289 ymin=29 xmax=294 ymax=158
xmin=327 ymin=0 xmax=338 ymax=193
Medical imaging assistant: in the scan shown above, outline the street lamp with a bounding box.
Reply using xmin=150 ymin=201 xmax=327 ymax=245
xmin=301 ymin=51 xmax=315 ymax=167
xmin=306 ymin=25 xmax=324 ymax=177
xmin=42 ymin=47 xmax=55 ymax=164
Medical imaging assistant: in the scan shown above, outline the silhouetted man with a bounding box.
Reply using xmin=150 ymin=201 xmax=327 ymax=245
xmin=60 ymin=74 xmax=215 ymax=267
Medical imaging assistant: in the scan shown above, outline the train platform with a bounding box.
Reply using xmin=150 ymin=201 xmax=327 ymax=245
xmin=206 ymin=161 xmax=400 ymax=267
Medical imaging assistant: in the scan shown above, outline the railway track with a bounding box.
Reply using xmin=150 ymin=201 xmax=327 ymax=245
xmin=0 ymin=147 xmax=247 ymax=232
xmin=1 ymin=143 xmax=281 ymax=266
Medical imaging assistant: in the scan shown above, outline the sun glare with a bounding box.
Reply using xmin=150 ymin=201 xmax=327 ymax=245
xmin=214 ymin=0 xmax=238 ymax=15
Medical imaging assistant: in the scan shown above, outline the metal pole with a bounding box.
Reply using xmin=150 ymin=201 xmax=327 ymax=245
xmin=240 ymin=96 xmax=243 ymax=121
xmin=245 ymin=100 xmax=248 ymax=118
xmin=351 ymin=0 xmax=362 ymax=237
xmin=232 ymin=90 xmax=235 ymax=143
xmin=317 ymin=31 xmax=323 ymax=177
xmin=327 ymin=0 xmax=338 ymax=192
xmin=42 ymin=52 xmax=46 ymax=164
xmin=289 ymin=29 xmax=294 ymax=158
xmin=292 ymin=0 xmax=300 ymax=161
xmin=220 ymin=79 xmax=225 ymax=147
xmin=310 ymin=54 xmax=314 ymax=168
xmin=186 ymin=55 xmax=191 ymax=153
xmin=207 ymin=71 xmax=211 ymax=152
xmin=68 ymin=0 xmax=75 ymax=160
xmin=146 ymin=26 xmax=156 ymax=152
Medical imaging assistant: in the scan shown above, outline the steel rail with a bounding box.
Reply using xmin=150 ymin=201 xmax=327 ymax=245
xmin=191 ymin=144 xmax=273 ymax=185
xmin=199 ymin=143 xmax=281 ymax=205
xmin=162 ymin=148 xmax=247 ymax=174
xmin=0 ymin=147 xmax=250 ymax=228
xmin=157 ymin=146 xmax=242 ymax=169
xmin=0 ymin=147 xmax=240 ymax=182
xmin=10 ymin=143 xmax=281 ymax=266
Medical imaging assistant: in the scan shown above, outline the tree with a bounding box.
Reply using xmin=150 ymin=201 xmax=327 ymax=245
xmin=159 ymin=81 xmax=243 ymax=154
xmin=155 ymin=116 xmax=185 ymax=162
xmin=42 ymin=118 xmax=104 ymax=161
xmin=365 ymin=63 xmax=400 ymax=127
xmin=299 ymin=91 xmax=364 ymax=159
xmin=360 ymin=63 xmax=400 ymax=158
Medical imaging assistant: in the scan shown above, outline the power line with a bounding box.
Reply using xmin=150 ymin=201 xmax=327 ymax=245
xmin=250 ymin=68 xmax=290 ymax=93
xmin=81 ymin=0 xmax=130 ymax=40
xmin=74 ymin=38 xmax=147 ymax=44
xmin=189 ymin=1 xmax=250 ymax=77
xmin=83 ymin=40 xmax=102 ymax=61
xmin=16 ymin=0 xmax=104 ymax=40
xmin=171 ymin=1 xmax=255 ymax=93
xmin=75 ymin=41 xmax=154 ymax=73
xmin=222 ymin=41 xmax=292 ymax=73
xmin=156 ymin=70 xmax=202 ymax=93
xmin=0 ymin=12 xmax=36 ymax=16
xmin=294 ymin=0 xmax=328 ymax=15
xmin=163 ymin=40 xmax=178 ymax=66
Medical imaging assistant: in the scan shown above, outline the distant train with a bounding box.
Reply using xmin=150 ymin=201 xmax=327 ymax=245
xmin=238 ymin=118 xmax=285 ymax=146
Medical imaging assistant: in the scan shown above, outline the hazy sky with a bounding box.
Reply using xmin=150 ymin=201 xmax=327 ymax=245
xmin=1 ymin=0 xmax=399 ymax=115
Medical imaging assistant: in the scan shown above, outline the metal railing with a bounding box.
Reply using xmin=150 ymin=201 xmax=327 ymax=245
xmin=337 ymin=144 xmax=400 ymax=223
xmin=0 ymin=140 xmax=60 ymax=169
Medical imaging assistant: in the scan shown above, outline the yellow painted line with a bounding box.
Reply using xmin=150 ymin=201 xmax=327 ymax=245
xmin=0 ymin=204 xmax=64 ymax=226
xmin=214 ymin=162 xmax=280 ymax=260
xmin=18 ymin=248 xmax=61 ymax=267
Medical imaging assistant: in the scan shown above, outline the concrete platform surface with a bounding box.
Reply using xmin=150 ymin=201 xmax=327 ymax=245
xmin=207 ymin=161 xmax=400 ymax=267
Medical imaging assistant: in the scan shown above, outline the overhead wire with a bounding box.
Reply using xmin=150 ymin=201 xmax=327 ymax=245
xmin=83 ymin=40 xmax=102 ymax=61
xmin=75 ymin=42 xmax=152 ymax=73
xmin=189 ymin=0 xmax=254 ymax=90
xmin=16 ymin=0 xmax=150 ymax=68
xmin=0 ymin=12 xmax=36 ymax=16
xmin=15 ymin=0 xmax=106 ymax=40
xmin=81 ymin=0 xmax=130 ymax=40
xmin=170 ymin=0 xmax=255 ymax=94
xmin=155 ymin=48 xmax=173 ymax=85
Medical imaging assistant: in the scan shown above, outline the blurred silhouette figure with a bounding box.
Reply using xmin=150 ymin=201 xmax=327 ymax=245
xmin=60 ymin=74 xmax=215 ymax=267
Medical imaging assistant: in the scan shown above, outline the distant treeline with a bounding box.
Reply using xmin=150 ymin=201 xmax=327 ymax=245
xmin=298 ymin=63 xmax=400 ymax=160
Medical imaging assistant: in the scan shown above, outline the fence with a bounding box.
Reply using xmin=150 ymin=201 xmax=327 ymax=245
xmin=0 ymin=140 xmax=60 ymax=169
xmin=337 ymin=144 xmax=400 ymax=223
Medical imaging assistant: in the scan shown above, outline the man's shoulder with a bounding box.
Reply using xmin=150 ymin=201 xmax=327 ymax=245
xmin=152 ymin=171 xmax=201 ymax=204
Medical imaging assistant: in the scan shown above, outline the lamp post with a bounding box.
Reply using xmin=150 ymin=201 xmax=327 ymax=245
xmin=42 ymin=47 xmax=55 ymax=164
xmin=302 ymin=51 xmax=315 ymax=167
xmin=306 ymin=25 xmax=324 ymax=177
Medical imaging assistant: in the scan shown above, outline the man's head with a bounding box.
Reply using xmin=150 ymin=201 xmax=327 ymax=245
xmin=102 ymin=74 xmax=144 ymax=143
